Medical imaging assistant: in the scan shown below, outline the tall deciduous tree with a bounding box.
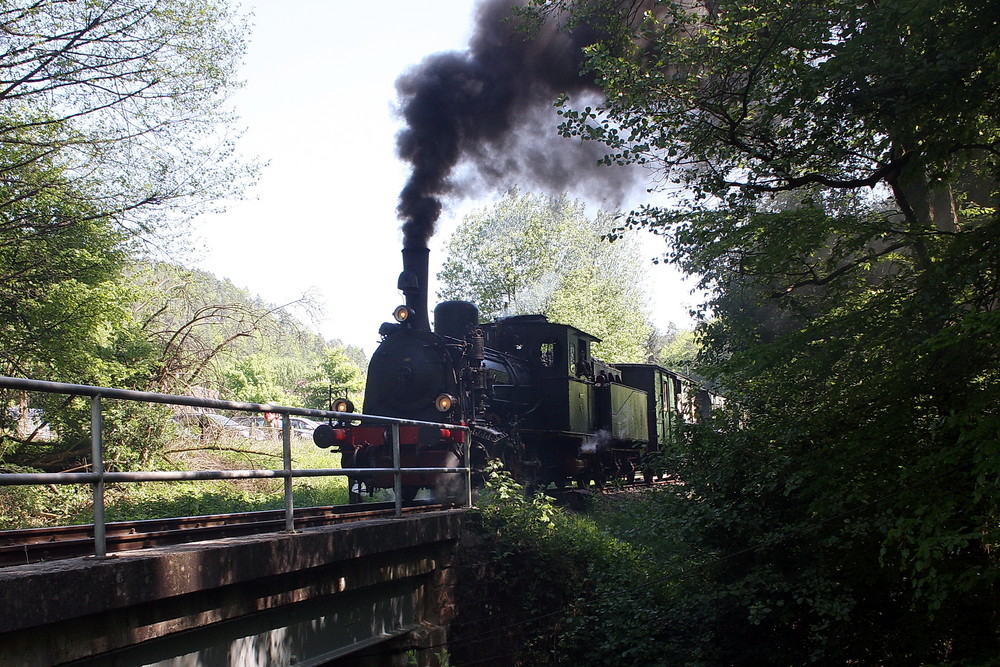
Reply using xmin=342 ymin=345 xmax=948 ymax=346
xmin=0 ymin=0 xmax=253 ymax=471
xmin=131 ymin=263 xmax=328 ymax=395
xmin=0 ymin=0 xmax=253 ymax=233
xmin=0 ymin=0 xmax=251 ymax=384
xmin=522 ymin=0 xmax=1000 ymax=661
xmin=546 ymin=0 xmax=998 ymax=230
xmin=437 ymin=190 xmax=653 ymax=362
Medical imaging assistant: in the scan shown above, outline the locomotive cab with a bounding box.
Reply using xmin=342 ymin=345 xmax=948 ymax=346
xmin=481 ymin=315 xmax=650 ymax=487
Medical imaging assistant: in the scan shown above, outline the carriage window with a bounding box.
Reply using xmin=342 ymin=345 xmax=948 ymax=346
xmin=539 ymin=341 xmax=555 ymax=367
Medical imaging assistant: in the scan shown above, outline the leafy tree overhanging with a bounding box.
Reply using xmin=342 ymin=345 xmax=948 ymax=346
xmin=523 ymin=0 xmax=1000 ymax=662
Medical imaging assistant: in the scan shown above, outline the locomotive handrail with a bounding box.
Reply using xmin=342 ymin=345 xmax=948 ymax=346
xmin=0 ymin=375 xmax=471 ymax=559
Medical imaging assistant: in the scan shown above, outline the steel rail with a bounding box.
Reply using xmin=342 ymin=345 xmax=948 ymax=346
xmin=0 ymin=502 xmax=454 ymax=567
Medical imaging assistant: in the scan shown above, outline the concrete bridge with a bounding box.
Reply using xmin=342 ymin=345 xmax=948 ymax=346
xmin=0 ymin=510 xmax=466 ymax=666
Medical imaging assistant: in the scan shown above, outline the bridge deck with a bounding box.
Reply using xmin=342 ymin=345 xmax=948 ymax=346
xmin=0 ymin=509 xmax=467 ymax=666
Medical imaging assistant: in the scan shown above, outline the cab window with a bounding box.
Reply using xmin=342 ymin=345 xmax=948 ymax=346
xmin=540 ymin=341 xmax=555 ymax=367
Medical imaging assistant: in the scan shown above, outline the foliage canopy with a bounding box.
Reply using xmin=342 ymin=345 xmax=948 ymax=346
xmin=0 ymin=0 xmax=254 ymax=232
xmin=519 ymin=0 xmax=1000 ymax=661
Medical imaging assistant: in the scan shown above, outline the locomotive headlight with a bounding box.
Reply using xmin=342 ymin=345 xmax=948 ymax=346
xmin=393 ymin=305 xmax=414 ymax=323
xmin=434 ymin=393 xmax=456 ymax=413
xmin=332 ymin=398 xmax=355 ymax=414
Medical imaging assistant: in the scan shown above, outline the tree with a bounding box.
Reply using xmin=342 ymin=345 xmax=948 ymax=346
xmin=220 ymin=354 xmax=308 ymax=406
xmin=647 ymin=324 xmax=698 ymax=374
xmin=520 ymin=0 xmax=1000 ymax=661
xmin=0 ymin=0 xmax=253 ymax=234
xmin=0 ymin=165 xmax=132 ymax=381
xmin=0 ymin=0 xmax=254 ymax=470
xmin=545 ymin=0 xmax=998 ymax=231
xmin=438 ymin=190 xmax=653 ymax=362
xmin=131 ymin=263 xmax=329 ymax=396
xmin=302 ymin=346 xmax=366 ymax=411
xmin=0 ymin=142 xmax=165 ymax=468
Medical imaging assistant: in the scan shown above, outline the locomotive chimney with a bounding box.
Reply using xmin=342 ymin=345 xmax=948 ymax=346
xmin=398 ymin=247 xmax=430 ymax=331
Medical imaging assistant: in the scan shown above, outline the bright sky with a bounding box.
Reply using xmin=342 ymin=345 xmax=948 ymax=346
xmin=192 ymin=0 xmax=698 ymax=355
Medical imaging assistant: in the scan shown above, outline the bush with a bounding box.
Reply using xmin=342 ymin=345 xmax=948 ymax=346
xmin=451 ymin=462 xmax=676 ymax=666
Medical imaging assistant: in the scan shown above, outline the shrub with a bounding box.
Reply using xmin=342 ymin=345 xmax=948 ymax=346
xmin=452 ymin=462 xmax=676 ymax=666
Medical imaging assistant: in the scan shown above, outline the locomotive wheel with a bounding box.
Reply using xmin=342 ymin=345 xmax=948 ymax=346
xmin=401 ymin=485 xmax=421 ymax=502
xmin=349 ymin=480 xmax=372 ymax=504
xmin=349 ymin=448 xmax=374 ymax=504
xmin=341 ymin=449 xmax=362 ymax=504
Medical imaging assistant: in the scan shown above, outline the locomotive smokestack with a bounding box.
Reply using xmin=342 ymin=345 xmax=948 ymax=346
xmin=398 ymin=247 xmax=431 ymax=331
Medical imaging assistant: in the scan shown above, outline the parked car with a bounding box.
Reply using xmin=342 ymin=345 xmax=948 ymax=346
xmin=171 ymin=412 xmax=268 ymax=441
xmin=231 ymin=414 xmax=279 ymax=438
xmin=285 ymin=417 xmax=322 ymax=439
xmin=231 ymin=415 xmax=321 ymax=440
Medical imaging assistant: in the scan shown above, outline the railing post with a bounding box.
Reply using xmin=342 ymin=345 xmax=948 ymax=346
xmin=391 ymin=423 xmax=402 ymax=517
xmin=465 ymin=429 xmax=472 ymax=508
xmin=90 ymin=394 xmax=106 ymax=558
xmin=282 ymin=415 xmax=295 ymax=532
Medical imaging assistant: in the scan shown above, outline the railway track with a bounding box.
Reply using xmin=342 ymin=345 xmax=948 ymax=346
xmin=545 ymin=479 xmax=673 ymax=509
xmin=0 ymin=501 xmax=453 ymax=568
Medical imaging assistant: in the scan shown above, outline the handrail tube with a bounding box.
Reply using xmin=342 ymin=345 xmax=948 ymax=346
xmin=0 ymin=467 xmax=469 ymax=485
xmin=0 ymin=375 xmax=469 ymax=430
xmin=281 ymin=417 xmax=294 ymax=532
xmin=464 ymin=430 xmax=473 ymax=507
xmin=391 ymin=423 xmax=402 ymax=517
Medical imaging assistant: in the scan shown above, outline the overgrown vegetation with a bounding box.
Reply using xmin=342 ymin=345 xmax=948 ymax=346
xmin=0 ymin=0 xmax=368 ymax=525
xmin=0 ymin=261 xmax=367 ymax=525
xmin=514 ymin=0 xmax=1000 ymax=662
xmin=451 ymin=464 xmax=675 ymax=666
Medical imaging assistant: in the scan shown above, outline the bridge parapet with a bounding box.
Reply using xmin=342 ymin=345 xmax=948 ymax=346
xmin=0 ymin=510 xmax=466 ymax=666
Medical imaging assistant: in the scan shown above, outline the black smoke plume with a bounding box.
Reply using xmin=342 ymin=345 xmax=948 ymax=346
xmin=395 ymin=0 xmax=640 ymax=248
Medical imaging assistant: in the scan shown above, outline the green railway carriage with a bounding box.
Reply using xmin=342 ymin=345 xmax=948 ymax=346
xmin=615 ymin=363 xmax=683 ymax=454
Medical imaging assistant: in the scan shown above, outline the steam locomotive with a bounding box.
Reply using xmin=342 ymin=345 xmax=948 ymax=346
xmin=313 ymin=247 xmax=716 ymax=500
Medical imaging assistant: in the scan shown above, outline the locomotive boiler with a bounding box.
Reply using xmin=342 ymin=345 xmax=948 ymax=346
xmin=314 ymin=247 xmax=714 ymax=500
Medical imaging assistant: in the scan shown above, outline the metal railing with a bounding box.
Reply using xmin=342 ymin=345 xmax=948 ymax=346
xmin=0 ymin=376 xmax=471 ymax=558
